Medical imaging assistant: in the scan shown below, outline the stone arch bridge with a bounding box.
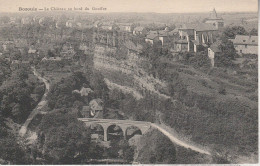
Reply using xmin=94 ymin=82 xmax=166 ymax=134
xmin=78 ymin=118 xmax=212 ymax=155
xmin=78 ymin=118 xmax=151 ymax=141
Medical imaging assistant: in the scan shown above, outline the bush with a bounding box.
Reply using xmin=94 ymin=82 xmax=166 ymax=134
xmin=218 ymin=85 xmax=226 ymax=95
xmin=136 ymin=129 xmax=177 ymax=164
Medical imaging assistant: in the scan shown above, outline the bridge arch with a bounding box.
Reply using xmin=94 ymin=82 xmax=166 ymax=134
xmin=107 ymin=124 xmax=124 ymax=141
xmin=89 ymin=123 xmax=104 ymax=140
xmin=125 ymin=126 xmax=142 ymax=140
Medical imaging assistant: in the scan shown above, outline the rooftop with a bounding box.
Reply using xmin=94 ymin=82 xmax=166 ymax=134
xmin=134 ymin=26 xmax=146 ymax=31
xmin=231 ymin=35 xmax=258 ymax=45
xmin=209 ymin=41 xmax=222 ymax=53
xmin=146 ymin=31 xmax=158 ymax=40
xmin=176 ymin=39 xmax=188 ymax=44
xmin=180 ymin=23 xmax=217 ymax=31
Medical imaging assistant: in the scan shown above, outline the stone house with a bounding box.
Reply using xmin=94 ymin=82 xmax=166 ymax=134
xmin=176 ymin=39 xmax=189 ymax=52
xmin=176 ymin=23 xmax=218 ymax=52
xmin=89 ymin=98 xmax=104 ymax=118
xmin=118 ymin=23 xmax=134 ymax=33
xmin=145 ymin=27 xmax=176 ymax=47
xmin=208 ymin=41 xmax=222 ymax=67
xmin=231 ymin=35 xmax=258 ymax=55
xmin=145 ymin=31 xmax=159 ymax=45
xmin=99 ymin=22 xmax=119 ymax=31
xmin=133 ymin=26 xmax=148 ymax=36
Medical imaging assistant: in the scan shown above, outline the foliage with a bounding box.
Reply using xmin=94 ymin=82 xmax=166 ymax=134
xmin=249 ymin=28 xmax=258 ymax=36
xmin=37 ymin=109 xmax=92 ymax=164
xmin=222 ymin=26 xmax=248 ymax=39
xmin=218 ymin=84 xmax=226 ymax=95
xmin=0 ymin=58 xmax=11 ymax=86
xmin=136 ymin=129 xmax=177 ymax=164
xmin=214 ymin=35 xmax=237 ymax=67
xmin=47 ymin=70 xmax=108 ymax=110
xmin=107 ymin=139 xmax=134 ymax=163
xmin=189 ymin=51 xmax=211 ymax=69
xmin=0 ymin=67 xmax=44 ymax=123
xmin=0 ymin=133 xmax=31 ymax=164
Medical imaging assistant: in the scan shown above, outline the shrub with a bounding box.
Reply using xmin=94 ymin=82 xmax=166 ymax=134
xmin=218 ymin=85 xmax=226 ymax=95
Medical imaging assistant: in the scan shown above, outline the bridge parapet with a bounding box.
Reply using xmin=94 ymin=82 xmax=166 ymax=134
xmin=78 ymin=118 xmax=151 ymax=125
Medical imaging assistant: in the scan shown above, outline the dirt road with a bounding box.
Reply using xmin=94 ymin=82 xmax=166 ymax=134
xmin=19 ymin=67 xmax=50 ymax=137
xmin=151 ymin=123 xmax=211 ymax=155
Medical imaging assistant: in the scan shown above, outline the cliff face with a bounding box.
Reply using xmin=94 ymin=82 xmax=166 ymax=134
xmin=93 ymin=45 xmax=169 ymax=100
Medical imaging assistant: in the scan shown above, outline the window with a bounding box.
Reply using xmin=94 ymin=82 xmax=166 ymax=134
xmin=252 ymin=40 xmax=255 ymax=42
xmin=245 ymin=45 xmax=247 ymax=48
xmin=240 ymin=50 xmax=242 ymax=53
xmin=243 ymin=40 xmax=246 ymax=42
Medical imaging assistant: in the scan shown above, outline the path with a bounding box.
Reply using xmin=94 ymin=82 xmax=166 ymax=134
xmin=151 ymin=123 xmax=211 ymax=155
xmin=19 ymin=67 xmax=50 ymax=137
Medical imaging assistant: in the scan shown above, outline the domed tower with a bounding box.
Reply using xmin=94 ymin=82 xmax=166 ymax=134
xmin=210 ymin=8 xmax=218 ymax=19
xmin=204 ymin=8 xmax=224 ymax=29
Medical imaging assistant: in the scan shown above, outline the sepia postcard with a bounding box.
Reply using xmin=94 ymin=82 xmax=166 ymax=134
xmin=0 ymin=0 xmax=258 ymax=165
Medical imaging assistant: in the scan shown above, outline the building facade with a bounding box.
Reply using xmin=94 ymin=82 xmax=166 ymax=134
xmin=208 ymin=41 xmax=222 ymax=67
xmin=231 ymin=35 xmax=258 ymax=55
xmin=176 ymin=23 xmax=218 ymax=52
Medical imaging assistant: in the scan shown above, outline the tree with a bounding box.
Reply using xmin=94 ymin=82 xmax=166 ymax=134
xmin=0 ymin=16 xmax=10 ymax=24
xmin=218 ymin=84 xmax=226 ymax=95
xmin=215 ymin=35 xmax=237 ymax=67
xmin=47 ymin=50 xmax=55 ymax=58
xmin=249 ymin=28 xmax=258 ymax=36
xmin=119 ymin=139 xmax=134 ymax=163
xmin=223 ymin=26 xmax=248 ymax=39
xmin=38 ymin=109 xmax=92 ymax=164
xmin=0 ymin=134 xmax=31 ymax=164
xmin=136 ymin=129 xmax=177 ymax=164
xmin=189 ymin=51 xmax=211 ymax=69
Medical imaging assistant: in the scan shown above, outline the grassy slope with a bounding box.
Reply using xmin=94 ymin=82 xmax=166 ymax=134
xmin=97 ymin=54 xmax=257 ymax=162
xmin=135 ymin=129 xmax=212 ymax=164
xmin=155 ymin=58 xmax=258 ymax=162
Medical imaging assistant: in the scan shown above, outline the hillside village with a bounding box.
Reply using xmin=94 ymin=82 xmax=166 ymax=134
xmin=0 ymin=7 xmax=258 ymax=165
xmin=0 ymin=9 xmax=258 ymax=66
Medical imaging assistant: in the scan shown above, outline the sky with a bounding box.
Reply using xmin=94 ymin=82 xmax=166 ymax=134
xmin=0 ymin=0 xmax=258 ymax=13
